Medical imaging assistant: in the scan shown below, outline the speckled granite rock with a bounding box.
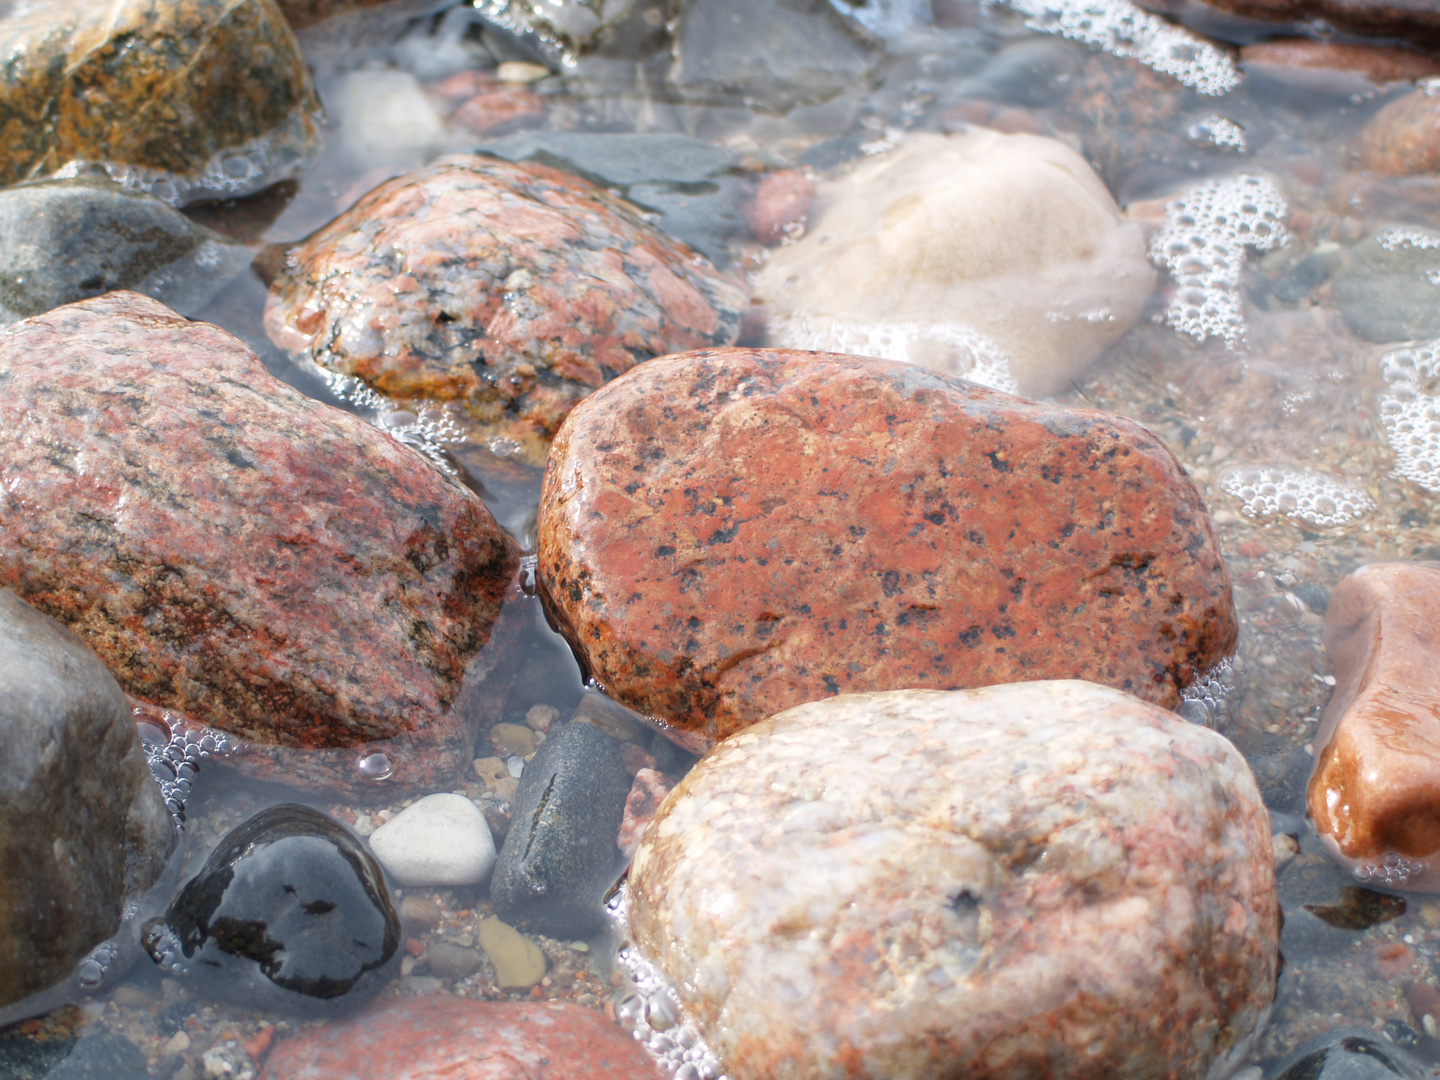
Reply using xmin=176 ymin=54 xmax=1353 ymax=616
xmin=260 ymin=996 xmax=664 ymax=1079
xmin=0 ymin=0 xmax=321 ymax=204
xmin=628 ymin=681 xmax=1278 ymax=1080
xmin=1359 ymin=89 xmax=1440 ymax=176
xmin=1308 ymin=563 xmax=1440 ymax=891
xmin=265 ymin=154 xmax=747 ymax=467
xmin=0 ymin=590 xmax=176 ymax=1014
xmin=538 ymin=348 xmax=1236 ymax=744
xmin=1187 ymin=0 xmax=1440 ymax=46
xmin=0 ymin=292 xmax=519 ymax=795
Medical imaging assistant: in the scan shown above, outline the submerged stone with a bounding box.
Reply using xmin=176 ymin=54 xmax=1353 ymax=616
xmin=1188 ymin=0 xmax=1440 ymax=48
xmin=1330 ymin=227 xmax=1440 ymax=343
xmin=629 ymin=682 xmax=1278 ymax=1080
xmin=1265 ymin=1028 xmax=1428 ymax=1080
xmin=0 ymin=292 xmax=520 ymax=795
xmin=368 ymin=792 xmax=497 ymax=887
xmin=0 ymin=0 xmax=321 ymax=204
xmin=143 ymin=804 xmax=401 ymax=1015
xmin=1361 ymin=88 xmax=1440 ymax=178
xmin=1308 ymin=562 xmax=1440 ymax=890
xmin=538 ymin=347 xmax=1236 ymax=744
xmin=264 ymin=154 xmax=747 ymax=467
xmin=490 ymin=721 xmax=632 ymax=937
xmin=0 ymin=590 xmax=176 ymax=1017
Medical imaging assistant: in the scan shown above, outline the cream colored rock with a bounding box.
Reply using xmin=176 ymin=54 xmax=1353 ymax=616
xmin=368 ymin=793 xmax=496 ymax=887
xmin=476 ymin=918 xmax=547 ymax=990
xmin=759 ymin=130 xmax=1154 ymax=396
xmin=628 ymin=681 xmax=1277 ymax=1080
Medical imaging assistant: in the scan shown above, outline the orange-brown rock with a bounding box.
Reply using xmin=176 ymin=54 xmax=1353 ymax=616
xmin=1308 ymin=562 xmax=1440 ymax=890
xmin=744 ymin=169 xmax=814 ymax=245
xmin=1191 ymin=0 xmax=1440 ymax=45
xmin=538 ymin=348 xmax=1236 ymax=745
xmin=1359 ymin=88 xmax=1440 ymax=176
xmin=1242 ymin=40 xmax=1440 ymax=86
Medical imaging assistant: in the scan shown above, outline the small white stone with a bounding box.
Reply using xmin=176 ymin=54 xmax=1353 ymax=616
xmin=369 ymin=793 xmax=496 ymax=887
xmin=496 ymin=61 xmax=552 ymax=83
xmin=162 ymin=1031 xmax=191 ymax=1056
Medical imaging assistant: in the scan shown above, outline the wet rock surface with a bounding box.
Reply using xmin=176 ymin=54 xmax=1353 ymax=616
xmin=0 ymin=590 xmax=176 ymax=1014
xmin=264 ymin=153 xmax=747 ymax=466
xmin=539 ymin=347 xmax=1236 ymax=743
xmin=1360 ymin=89 xmax=1440 ymax=178
xmin=1239 ymin=40 xmax=1440 ymax=87
xmin=0 ymin=0 xmax=320 ymax=203
xmin=629 ymin=681 xmax=1278 ymax=1080
xmin=368 ymin=792 xmax=497 ymax=887
xmin=1307 ymin=563 xmax=1440 ymax=890
xmin=759 ymin=130 xmax=1155 ymax=396
xmin=490 ymin=720 xmax=632 ymax=937
xmin=1187 ymin=0 xmax=1440 ymax=46
xmin=1330 ymin=228 xmax=1440 ymax=343
xmin=260 ymin=996 xmax=663 ymax=1079
xmin=0 ymin=177 xmax=251 ymax=324
xmin=0 ymin=291 xmax=519 ymax=795
xmin=143 ymin=804 xmax=401 ymax=1015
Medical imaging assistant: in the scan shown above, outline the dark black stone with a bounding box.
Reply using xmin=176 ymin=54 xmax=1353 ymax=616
xmin=490 ymin=721 xmax=632 ymax=937
xmin=0 ymin=1031 xmax=148 ymax=1080
xmin=650 ymin=734 xmax=698 ymax=779
xmin=1304 ymin=887 xmax=1406 ymax=931
xmin=1266 ymin=1028 xmax=1426 ymax=1080
xmin=1294 ymin=582 xmax=1331 ymax=615
xmin=143 ymin=804 xmax=400 ymax=1016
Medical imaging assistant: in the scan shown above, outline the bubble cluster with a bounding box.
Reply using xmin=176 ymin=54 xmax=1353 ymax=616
xmin=1354 ymin=853 xmax=1427 ymax=888
xmin=1186 ymin=115 xmax=1247 ymax=153
xmin=316 ymin=368 xmax=465 ymax=477
xmin=1379 ymin=342 xmax=1440 ymax=492
xmin=609 ymin=889 xmax=728 ymax=1080
xmin=1177 ymin=654 xmax=1241 ymax=729
xmin=774 ymin=311 xmax=1020 ymax=394
xmin=1001 ymin=0 xmax=1240 ymax=96
xmin=142 ymin=718 xmax=235 ymax=828
xmin=1376 ymin=226 xmax=1440 ymax=253
xmin=1220 ymin=466 xmax=1375 ymax=528
xmin=1149 ymin=173 xmax=1289 ymax=347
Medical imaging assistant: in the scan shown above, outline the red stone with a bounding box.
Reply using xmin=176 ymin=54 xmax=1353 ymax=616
xmin=1408 ymin=980 xmax=1440 ymax=1024
xmin=0 ymin=292 xmax=519 ymax=795
xmin=1359 ymin=89 xmax=1440 ymax=176
xmin=1308 ymin=563 xmax=1440 ymax=888
xmin=451 ymin=87 xmax=546 ymax=137
xmin=1369 ymin=942 xmax=1416 ymax=980
xmin=744 ymin=169 xmax=815 ymax=245
xmin=538 ymin=348 xmax=1236 ymax=744
xmin=259 ymin=996 xmax=663 ymax=1079
xmin=1186 ymin=0 xmax=1440 ymax=45
xmin=1241 ymin=39 xmax=1440 ymax=85
xmin=618 ymin=768 xmax=675 ymax=858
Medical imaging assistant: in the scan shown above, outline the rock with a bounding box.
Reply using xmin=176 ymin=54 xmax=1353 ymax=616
xmin=618 ymin=742 xmax=658 ymax=776
xmin=473 ymin=0 xmax=644 ymax=58
xmin=1307 ymin=563 xmax=1440 ymax=890
xmin=0 ymin=1030 xmax=151 ymax=1080
xmin=1359 ymin=89 xmax=1440 ymax=177
xmin=397 ymin=895 xmax=443 ymax=933
xmin=617 ymin=768 xmax=674 ymax=858
xmin=1187 ymin=0 xmax=1440 ymax=47
xmin=758 ymin=131 xmax=1155 ymax=397
xmin=1264 ymin=1028 xmax=1427 ymax=1080
xmin=475 ymin=918 xmax=547 ymax=990
xmin=477 ymin=130 xmax=744 ymax=265
xmin=277 ymin=0 xmax=443 ymax=31
xmin=0 ymin=591 xmax=177 ymax=1016
xmin=264 ymin=154 xmax=747 ymax=467
xmin=1408 ymin=981 xmax=1440 ymax=1026
xmin=628 ymin=681 xmax=1277 ymax=1080
xmin=200 ymin=1042 xmax=256 ymax=1080
xmin=260 ymin=997 xmax=662 ymax=1079
xmin=744 ymin=169 xmax=815 ymax=245
xmin=0 ymin=292 xmax=520 ymax=795
xmin=490 ymin=721 xmax=632 ymax=936
xmin=0 ymin=178 xmax=251 ymax=324
xmin=423 ymin=942 xmax=484 ymax=980
xmin=1240 ymin=40 xmax=1440 ymax=90
xmin=368 ymin=794 xmax=497 ymax=887
xmin=525 ymin=704 xmax=559 ymax=732
xmin=0 ymin=0 xmax=320 ymax=204
xmin=538 ymin=348 xmax=1236 ymax=744
xmin=438 ymin=71 xmax=547 ymax=138
xmin=143 ymin=804 xmax=402 ymax=1015
xmin=489 ymin=722 xmax=539 ymax=757
xmin=1330 ymin=228 xmax=1440 ymax=343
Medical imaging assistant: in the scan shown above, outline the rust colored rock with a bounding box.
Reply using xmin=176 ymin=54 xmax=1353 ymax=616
xmin=265 ymin=154 xmax=747 ymax=467
xmin=1191 ymin=0 xmax=1440 ymax=45
xmin=538 ymin=348 xmax=1236 ymax=744
xmin=1408 ymin=980 xmax=1440 ymax=1024
xmin=436 ymin=71 xmax=547 ymax=137
xmin=1308 ymin=563 xmax=1440 ymax=890
xmin=0 ymin=0 xmax=320 ymax=204
xmin=259 ymin=996 xmax=663 ymax=1079
xmin=1359 ymin=89 xmax=1440 ymax=176
xmin=744 ymin=169 xmax=815 ymax=245
xmin=617 ymin=768 xmax=675 ymax=858
xmin=0 ymin=292 xmax=520 ymax=796
xmin=1242 ymin=39 xmax=1440 ymax=85
xmin=276 ymin=0 xmax=420 ymax=30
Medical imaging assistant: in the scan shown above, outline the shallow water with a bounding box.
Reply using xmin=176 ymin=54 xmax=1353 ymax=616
xmin=10 ymin=0 xmax=1440 ymax=1076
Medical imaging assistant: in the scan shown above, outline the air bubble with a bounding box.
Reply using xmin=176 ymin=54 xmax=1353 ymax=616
xmin=1379 ymin=342 xmax=1440 ymax=492
xmin=356 ymin=751 xmax=395 ymax=781
xmin=1186 ymin=116 xmax=1247 ymax=152
xmin=1219 ymin=467 xmax=1375 ymax=528
xmin=315 ymin=369 xmax=464 ymax=477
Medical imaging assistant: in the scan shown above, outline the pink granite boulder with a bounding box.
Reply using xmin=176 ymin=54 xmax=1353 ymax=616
xmin=0 ymin=292 xmax=520 ymax=795
xmin=629 ymin=681 xmax=1278 ymax=1080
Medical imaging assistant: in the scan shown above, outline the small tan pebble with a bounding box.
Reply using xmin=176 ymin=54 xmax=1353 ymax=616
xmin=525 ymin=704 xmax=559 ymax=732
xmin=1368 ymin=942 xmax=1416 ymax=980
xmin=403 ymin=976 xmax=444 ymax=995
xmin=163 ymin=1031 xmax=192 ymax=1056
xmin=78 ymin=1001 xmax=106 ymax=1022
xmin=496 ymin=61 xmax=550 ymax=83
xmin=477 ymin=918 xmax=547 ymax=991
xmin=1212 ymin=509 xmax=1238 ymax=525
xmin=473 ymin=756 xmax=508 ymax=784
xmin=490 ymin=723 xmax=538 ymax=757
xmin=425 ymin=943 xmax=485 ymax=980
xmin=110 ymin=985 xmax=154 ymax=1008
xmin=352 ymin=813 xmax=375 ymax=837
xmin=401 ymin=955 xmax=416 ymax=977
xmin=1272 ymin=832 xmax=1299 ymax=869
xmin=1422 ymin=903 xmax=1440 ymax=927
xmin=1427 ymin=1015 xmax=1439 ymax=1039
xmin=374 ymin=809 xmax=394 ymax=825
xmin=570 ymin=941 xmax=590 ymax=953
xmin=399 ymin=894 xmax=444 ymax=932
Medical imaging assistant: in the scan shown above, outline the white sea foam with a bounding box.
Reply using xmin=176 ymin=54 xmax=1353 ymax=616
xmin=1379 ymin=342 xmax=1440 ymax=492
xmin=1220 ymin=466 xmax=1375 ymax=528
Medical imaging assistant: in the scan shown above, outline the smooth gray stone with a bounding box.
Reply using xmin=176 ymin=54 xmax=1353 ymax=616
xmin=1332 ymin=229 xmax=1440 ymax=343
xmin=0 ymin=589 xmax=176 ymax=1012
xmin=490 ymin=720 xmax=632 ymax=938
xmin=0 ymin=177 xmax=251 ymax=324
xmin=1266 ymin=1028 xmax=1426 ymax=1080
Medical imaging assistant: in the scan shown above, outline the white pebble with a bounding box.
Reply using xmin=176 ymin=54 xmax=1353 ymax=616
xmin=368 ymin=793 xmax=496 ymax=887
xmin=496 ymin=61 xmax=551 ymax=83
xmin=506 ymin=755 xmax=525 ymax=778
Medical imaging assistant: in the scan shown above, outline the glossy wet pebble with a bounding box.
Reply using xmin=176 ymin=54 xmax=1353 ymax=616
xmin=0 ymin=590 xmax=176 ymax=1019
xmin=368 ymin=793 xmax=497 ymax=887
xmin=629 ymin=682 xmax=1278 ymax=1080
xmin=490 ymin=721 xmax=631 ymax=937
xmin=143 ymin=804 xmax=401 ymax=1016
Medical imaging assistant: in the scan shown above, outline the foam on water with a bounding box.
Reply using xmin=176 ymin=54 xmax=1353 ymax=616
xmin=1379 ymin=342 xmax=1440 ymax=492
xmin=315 ymin=368 xmax=467 ymax=477
xmin=1186 ymin=115 xmax=1246 ymax=153
xmin=1177 ymin=654 xmax=1241 ymax=729
xmin=1219 ymin=466 xmax=1375 ymax=528
xmin=1149 ymin=174 xmax=1289 ymax=348
xmin=999 ymin=0 xmax=1240 ymax=96
xmin=774 ymin=311 xmax=1021 ymax=394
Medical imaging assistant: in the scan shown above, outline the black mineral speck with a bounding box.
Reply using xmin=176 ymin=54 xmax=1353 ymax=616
xmin=142 ymin=804 xmax=400 ymax=1015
